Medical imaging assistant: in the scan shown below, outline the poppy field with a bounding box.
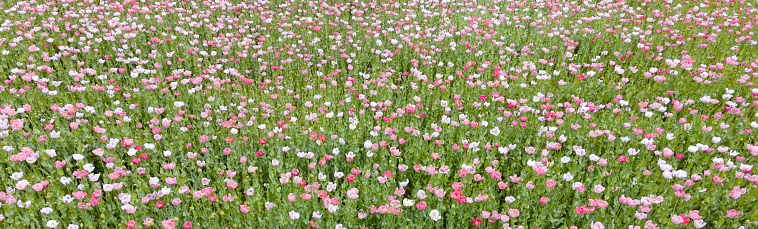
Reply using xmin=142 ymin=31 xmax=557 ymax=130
xmin=0 ymin=0 xmax=757 ymax=228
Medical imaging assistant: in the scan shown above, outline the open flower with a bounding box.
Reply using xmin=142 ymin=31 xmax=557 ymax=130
xmin=429 ymin=209 xmax=441 ymax=221
xmin=726 ymin=209 xmax=741 ymax=218
xmin=46 ymin=220 xmax=59 ymax=228
xmin=289 ymin=211 xmax=300 ymax=220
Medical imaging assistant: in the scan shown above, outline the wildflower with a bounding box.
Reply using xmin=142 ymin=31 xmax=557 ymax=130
xmin=429 ymin=209 xmax=441 ymax=221
xmin=590 ymin=222 xmax=604 ymax=229
xmin=289 ymin=211 xmax=301 ymax=220
xmin=46 ymin=220 xmax=59 ymax=228
xmin=726 ymin=209 xmax=741 ymax=218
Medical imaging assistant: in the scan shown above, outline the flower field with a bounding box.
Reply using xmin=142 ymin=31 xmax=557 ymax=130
xmin=1 ymin=0 xmax=758 ymax=228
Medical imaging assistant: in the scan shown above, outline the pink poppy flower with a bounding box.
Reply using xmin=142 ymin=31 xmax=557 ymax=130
xmin=161 ymin=218 xmax=175 ymax=229
xmin=726 ymin=209 xmax=740 ymax=218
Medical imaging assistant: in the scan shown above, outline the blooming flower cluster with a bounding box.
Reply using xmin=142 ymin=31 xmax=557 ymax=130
xmin=0 ymin=0 xmax=757 ymax=228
